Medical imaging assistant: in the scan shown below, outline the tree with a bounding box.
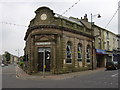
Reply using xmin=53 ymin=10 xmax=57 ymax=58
xmin=4 ymin=51 xmax=11 ymax=62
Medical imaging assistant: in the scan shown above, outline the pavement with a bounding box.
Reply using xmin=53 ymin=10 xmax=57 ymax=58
xmin=15 ymin=65 xmax=106 ymax=80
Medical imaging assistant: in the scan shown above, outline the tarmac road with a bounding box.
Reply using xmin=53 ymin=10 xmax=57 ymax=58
xmin=2 ymin=64 xmax=119 ymax=88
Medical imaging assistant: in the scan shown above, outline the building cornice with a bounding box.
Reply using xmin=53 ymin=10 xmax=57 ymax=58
xmin=24 ymin=25 xmax=94 ymax=40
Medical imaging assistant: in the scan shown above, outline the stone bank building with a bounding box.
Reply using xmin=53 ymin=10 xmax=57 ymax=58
xmin=24 ymin=7 xmax=96 ymax=74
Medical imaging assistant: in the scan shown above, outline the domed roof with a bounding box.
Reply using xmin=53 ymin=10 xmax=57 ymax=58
xmin=35 ymin=6 xmax=53 ymax=14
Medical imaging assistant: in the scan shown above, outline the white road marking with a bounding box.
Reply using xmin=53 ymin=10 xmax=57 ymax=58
xmin=112 ymin=73 xmax=118 ymax=77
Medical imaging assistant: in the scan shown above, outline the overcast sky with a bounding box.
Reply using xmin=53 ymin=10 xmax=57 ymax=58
xmin=0 ymin=0 xmax=119 ymax=56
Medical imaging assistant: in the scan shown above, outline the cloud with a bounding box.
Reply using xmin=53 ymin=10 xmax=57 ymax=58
xmin=0 ymin=0 xmax=119 ymax=56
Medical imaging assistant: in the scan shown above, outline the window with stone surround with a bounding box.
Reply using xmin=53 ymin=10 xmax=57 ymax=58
xmin=98 ymin=29 xmax=101 ymax=36
xmin=77 ymin=43 xmax=82 ymax=62
xmin=66 ymin=41 xmax=72 ymax=63
xmin=106 ymin=31 xmax=109 ymax=39
xmin=98 ymin=38 xmax=101 ymax=49
xmin=107 ymin=41 xmax=110 ymax=50
xmin=86 ymin=45 xmax=91 ymax=63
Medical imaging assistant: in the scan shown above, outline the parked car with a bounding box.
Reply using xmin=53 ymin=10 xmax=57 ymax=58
xmin=4 ymin=63 xmax=8 ymax=66
xmin=1 ymin=63 xmax=8 ymax=67
xmin=1 ymin=63 xmax=5 ymax=67
xmin=106 ymin=61 xmax=118 ymax=70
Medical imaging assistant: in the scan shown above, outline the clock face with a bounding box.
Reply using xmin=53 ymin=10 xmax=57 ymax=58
xmin=40 ymin=14 xmax=47 ymax=20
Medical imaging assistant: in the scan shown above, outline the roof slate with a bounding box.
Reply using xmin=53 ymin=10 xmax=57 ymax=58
xmin=54 ymin=13 xmax=83 ymax=26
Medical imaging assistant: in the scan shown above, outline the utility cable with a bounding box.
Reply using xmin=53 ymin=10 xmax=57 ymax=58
xmin=0 ymin=0 xmax=81 ymax=27
xmin=105 ymin=5 xmax=120 ymax=28
xmin=62 ymin=0 xmax=81 ymax=15
xmin=0 ymin=21 xmax=27 ymax=27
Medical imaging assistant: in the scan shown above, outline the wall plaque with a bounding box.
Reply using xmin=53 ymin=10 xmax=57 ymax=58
xmin=35 ymin=42 xmax=51 ymax=45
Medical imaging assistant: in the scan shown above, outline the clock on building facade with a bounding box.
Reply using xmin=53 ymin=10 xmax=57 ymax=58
xmin=40 ymin=13 xmax=47 ymax=20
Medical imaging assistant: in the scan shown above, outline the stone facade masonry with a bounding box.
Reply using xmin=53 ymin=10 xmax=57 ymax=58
xmin=24 ymin=7 xmax=95 ymax=74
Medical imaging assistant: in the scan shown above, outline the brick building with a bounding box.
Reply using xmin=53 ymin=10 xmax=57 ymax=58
xmin=24 ymin=7 xmax=96 ymax=74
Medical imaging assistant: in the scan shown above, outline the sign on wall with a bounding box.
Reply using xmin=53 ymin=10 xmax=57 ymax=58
xmin=35 ymin=42 xmax=51 ymax=45
xmin=96 ymin=49 xmax=106 ymax=54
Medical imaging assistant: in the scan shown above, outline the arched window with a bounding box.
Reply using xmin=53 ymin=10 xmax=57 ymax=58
xmin=86 ymin=45 xmax=91 ymax=63
xmin=66 ymin=41 xmax=72 ymax=63
xmin=77 ymin=43 xmax=82 ymax=61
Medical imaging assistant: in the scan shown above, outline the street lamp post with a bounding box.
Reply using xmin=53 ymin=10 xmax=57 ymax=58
xmin=91 ymin=13 xmax=101 ymax=30
xmin=18 ymin=49 xmax=19 ymax=58
xmin=43 ymin=49 xmax=46 ymax=78
xmin=15 ymin=49 xmax=20 ymax=64
xmin=92 ymin=40 xmax=94 ymax=70
xmin=15 ymin=49 xmax=20 ymax=57
xmin=91 ymin=13 xmax=101 ymax=70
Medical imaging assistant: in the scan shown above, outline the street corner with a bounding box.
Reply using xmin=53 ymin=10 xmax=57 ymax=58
xmin=15 ymin=67 xmax=106 ymax=81
xmin=15 ymin=69 xmax=79 ymax=80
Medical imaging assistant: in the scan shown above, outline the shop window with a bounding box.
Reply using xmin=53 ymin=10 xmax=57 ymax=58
xmin=86 ymin=45 xmax=91 ymax=63
xmin=66 ymin=41 xmax=72 ymax=63
xmin=77 ymin=43 xmax=82 ymax=61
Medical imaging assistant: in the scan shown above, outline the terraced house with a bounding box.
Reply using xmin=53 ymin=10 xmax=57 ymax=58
xmin=80 ymin=16 xmax=119 ymax=68
xmin=24 ymin=7 xmax=96 ymax=74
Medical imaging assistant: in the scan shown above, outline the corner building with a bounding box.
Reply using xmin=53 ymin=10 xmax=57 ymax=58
xmin=24 ymin=7 xmax=95 ymax=74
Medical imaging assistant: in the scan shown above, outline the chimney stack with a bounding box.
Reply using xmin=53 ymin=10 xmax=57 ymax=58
xmin=81 ymin=14 xmax=88 ymax=22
